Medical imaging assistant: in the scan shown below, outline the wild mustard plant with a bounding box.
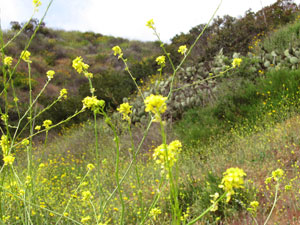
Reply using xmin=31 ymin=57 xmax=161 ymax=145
xmin=1 ymin=0 xmax=284 ymax=223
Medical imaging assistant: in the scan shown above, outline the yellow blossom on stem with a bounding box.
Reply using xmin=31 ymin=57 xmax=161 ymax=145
xmin=82 ymin=96 xmax=105 ymax=112
xmin=4 ymin=56 xmax=13 ymax=66
xmin=219 ymin=167 xmax=246 ymax=202
xmin=232 ymin=58 xmax=242 ymax=68
xmin=272 ymin=168 xmax=284 ymax=181
xmin=81 ymin=216 xmax=91 ymax=224
xmin=42 ymin=120 xmax=52 ymax=129
xmin=21 ymin=50 xmax=32 ymax=63
xmin=22 ymin=139 xmax=29 ymax=146
xmin=112 ymin=46 xmax=123 ymax=59
xmin=59 ymin=88 xmax=68 ymax=99
xmin=81 ymin=191 xmax=93 ymax=201
xmin=144 ymin=94 xmax=167 ymax=121
xmin=46 ymin=70 xmax=55 ymax=80
xmin=72 ymin=56 xmax=89 ymax=74
xmin=153 ymin=140 xmax=182 ymax=170
xmin=33 ymin=0 xmax=41 ymax=9
xmin=155 ymin=55 xmax=166 ymax=66
xmin=117 ymin=102 xmax=132 ymax=121
xmin=146 ymin=19 xmax=155 ymax=29
xmin=149 ymin=207 xmax=161 ymax=220
xmin=84 ymin=72 xmax=93 ymax=79
xmin=178 ymin=45 xmax=187 ymax=55
xmin=35 ymin=125 xmax=41 ymax=131
xmin=3 ymin=154 xmax=15 ymax=166
xmin=0 ymin=135 xmax=9 ymax=156
xmin=87 ymin=163 xmax=95 ymax=171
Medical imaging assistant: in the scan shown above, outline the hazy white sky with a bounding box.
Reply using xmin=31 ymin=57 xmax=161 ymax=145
xmin=1 ymin=0 xmax=300 ymax=42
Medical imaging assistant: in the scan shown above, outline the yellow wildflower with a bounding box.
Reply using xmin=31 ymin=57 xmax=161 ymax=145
xmin=219 ymin=167 xmax=246 ymax=202
xmin=149 ymin=207 xmax=161 ymax=220
xmin=146 ymin=19 xmax=155 ymax=29
xmin=4 ymin=56 xmax=13 ymax=66
xmin=21 ymin=50 xmax=32 ymax=63
xmin=87 ymin=163 xmax=95 ymax=171
xmin=72 ymin=56 xmax=89 ymax=74
xmin=22 ymin=139 xmax=29 ymax=146
xmin=42 ymin=120 xmax=52 ymax=129
xmin=46 ymin=70 xmax=55 ymax=80
xmin=59 ymin=88 xmax=68 ymax=99
xmin=81 ymin=216 xmax=91 ymax=223
xmin=0 ymin=135 xmax=9 ymax=156
xmin=178 ymin=45 xmax=187 ymax=55
xmin=155 ymin=55 xmax=166 ymax=66
xmin=117 ymin=102 xmax=132 ymax=121
xmin=3 ymin=154 xmax=15 ymax=166
xmin=250 ymin=201 xmax=259 ymax=209
xmin=232 ymin=58 xmax=242 ymax=68
xmin=153 ymin=140 xmax=182 ymax=170
xmin=84 ymin=72 xmax=93 ymax=79
xmin=144 ymin=94 xmax=167 ymax=121
xmin=210 ymin=192 xmax=219 ymax=212
xmin=82 ymin=96 xmax=105 ymax=111
xmin=81 ymin=191 xmax=93 ymax=201
xmin=35 ymin=125 xmax=41 ymax=131
xmin=112 ymin=46 xmax=123 ymax=59
xmin=272 ymin=168 xmax=284 ymax=181
xmin=33 ymin=0 xmax=41 ymax=8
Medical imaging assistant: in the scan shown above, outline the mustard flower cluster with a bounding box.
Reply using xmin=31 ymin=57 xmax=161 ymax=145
xmin=33 ymin=0 xmax=41 ymax=9
xmin=82 ymin=96 xmax=105 ymax=112
xmin=72 ymin=56 xmax=89 ymax=74
xmin=219 ymin=167 xmax=246 ymax=202
xmin=81 ymin=216 xmax=91 ymax=224
xmin=0 ymin=135 xmax=9 ymax=156
xmin=272 ymin=168 xmax=284 ymax=181
xmin=247 ymin=200 xmax=259 ymax=214
xmin=178 ymin=45 xmax=188 ymax=55
xmin=4 ymin=56 xmax=13 ymax=66
xmin=155 ymin=55 xmax=166 ymax=66
xmin=149 ymin=207 xmax=161 ymax=220
xmin=87 ymin=163 xmax=95 ymax=171
xmin=232 ymin=58 xmax=242 ymax=68
xmin=3 ymin=155 xmax=15 ymax=166
xmin=117 ymin=102 xmax=132 ymax=121
xmin=59 ymin=88 xmax=68 ymax=100
xmin=22 ymin=139 xmax=29 ymax=146
xmin=35 ymin=125 xmax=41 ymax=131
xmin=146 ymin=19 xmax=155 ymax=29
xmin=21 ymin=50 xmax=31 ymax=63
xmin=112 ymin=46 xmax=123 ymax=59
xmin=46 ymin=70 xmax=55 ymax=80
xmin=210 ymin=192 xmax=220 ymax=212
xmin=81 ymin=191 xmax=93 ymax=201
xmin=153 ymin=140 xmax=182 ymax=170
xmin=42 ymin=120 xmax=52 ymax=129
xmin=144 ymin=94 xmax=167 ymax=121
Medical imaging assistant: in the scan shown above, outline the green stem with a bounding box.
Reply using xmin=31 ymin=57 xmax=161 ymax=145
xmin=101 ymin=119 xmax=153 ymax=218
xmin=167 ymin=0 xmax=223 ymax=100
xmin=12 ymin=108 xmax=85 ymax=149
xmin=12 ymin=79 xmax=51 ymax=144
xmin=121 ymin=57 xmax=144 ymax=100
xmin=139 ymin=176 xmax=165 ymax=225
xmin=187 ymin=192 xmax=226 ymax=225
xmin=129 ymin=124 xmax=144 ymax=219
xmin=263 ymin=183 xmax=279 ymax=225
xmin=159 ymin=119 xmax=180 ymax=224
